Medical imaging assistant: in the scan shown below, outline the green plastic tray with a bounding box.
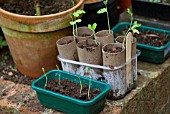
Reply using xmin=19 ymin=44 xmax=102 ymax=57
xmin=32 ymin=70 xmax=110 ymax=114
xmin=112 ymin=22 xmax=170 ymax=64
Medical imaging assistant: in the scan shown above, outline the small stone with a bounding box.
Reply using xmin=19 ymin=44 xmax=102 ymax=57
xmin=8 ymin=72 xmax=13 ymax=76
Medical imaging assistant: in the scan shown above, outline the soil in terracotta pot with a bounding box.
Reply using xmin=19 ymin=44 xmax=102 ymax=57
xmin=80 ymin=40 xmax=99 ymax=52
xmin=115 ymin=29 xmax=170 ymax=47
xmin=0 ymin=0 xmax=75 ymax=16
xmin=105 ymin=47 xmax=123 ymax=53
xmin=45 ymin=78 xmax=100 ymax=101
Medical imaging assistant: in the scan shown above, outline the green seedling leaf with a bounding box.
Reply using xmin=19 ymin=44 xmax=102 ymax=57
xmin=75 ymin=19 xmax=82 ymax=23
xmin=127 ymin=8 xmax=133 ymax=16
xmin=132 ymin=29 xmax=140 ymax=34
xmin=70 ymin=21 xmax=76 ymax=25
xmin=70 ymin=19 xmax=82 ymax=25
xmin=88 ymin=23 xmax=97 ymax=31
xmin=73 ymin=10 xmax=86 ymax=17
xmin=97 ymin=8 xmax=107 ymax=14
xmin=133 ymin=21 xmax=141 ymax=27
xmin=103 ymin=0 xmax=108 ymax=5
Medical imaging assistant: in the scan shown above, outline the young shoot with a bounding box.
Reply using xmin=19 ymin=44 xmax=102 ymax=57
xmin=35 ymin=0 xmax=41 ymax=16
xmin=88 ymin=23 xmax=97 ymax=45
xmin=73 ymin=10 xmax=86 ymax=35
xmin=126 ymin=8 xmax=141 ymax=35
xmin=78 ymin=75 xmax=82 ymax=94
xmin=56 ymin=65 xmax=61 ymax=85
xmin=97 ymin=0 xmax=110 ymax=33
xmin=70 ymin=19 xmax=82 ymax=40
xmin=71 ymin=0 xmax=75 ymax=7
xmin=42 ymin=68 xmax=47 ymax=88
xmin=122 ymin=8 xmax=141 ymax=48
xmin=87 ymin=67 xmax=92 ymax=99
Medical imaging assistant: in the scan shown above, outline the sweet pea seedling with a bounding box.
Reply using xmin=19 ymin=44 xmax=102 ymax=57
xmin=78 ymin=75 xmax=82 ymax=94
xmin=35 ymin=0 xmax=41 ymax=16
xmin=73 ymin=9 xmax=86 ymax=35
xmin=126 ymin=8 xmax=141 ymax=35
xmin=70 ymin=10 xmax=86 ymax=39
xmin=87 ymin=67 xmax=92 ymax=99
xmin=42 ymin=68 xmax=47 ymax=88
xmin=56 ymin=65 xmax=61 ymax=85
xmin=88 ymin=23 xmax=97 ymax=45
xmin=122 ymin=8 xmax=141 ymax=48
xmin=97 ymin=0 xmax=110 ymax=33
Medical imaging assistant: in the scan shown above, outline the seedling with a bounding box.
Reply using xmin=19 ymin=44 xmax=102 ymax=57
xmin=87 ymin=67 xmax=92 ymax=99
xmin=35 ymin=0 xmax=41 ymax=16
xmin=42 ymin=68 xmax=47 ymax=88
xmin=88 ymin=23 xmax=97 ymax=45
xmin=0 ymin=36 xmax=7 ymax=49
xmin=56 ymin=65 xmax=61 ymax=85
xmin=70 ymin=9 xmax=86 ymax=36
xmin=78 ymin=75 xmax=82 ymax=94
xmin=126 ymin=8 xmax=141 ymax=35
xmin=97 ymin=0 xmax=111 ymax=33
xmin=122 ymin=8 xmax=141 ymax=48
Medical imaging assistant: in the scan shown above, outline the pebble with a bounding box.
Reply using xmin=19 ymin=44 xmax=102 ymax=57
xmin=8 ymin=72 xmax=13 ymax=76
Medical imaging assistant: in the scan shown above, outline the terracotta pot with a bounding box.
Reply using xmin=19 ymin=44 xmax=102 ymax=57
xmin=117 ymin=0 xmax=131 ymax=14
xmin=116 ymin=36 xmax=136 ymax=57
xmin=96 ymin=30 xmax=114 ymax=47
xmin=56 ymin=36 xmax=78 ymax=61
xmin=76 ymin=39 xmax=102 ymax=65
xmin=102 ymin=43 xmax=125 ymax=67
xmin=75 ymin=26 xmax=93 ymax=43
xmin=0 ymin=0 xmax=84 ymax=78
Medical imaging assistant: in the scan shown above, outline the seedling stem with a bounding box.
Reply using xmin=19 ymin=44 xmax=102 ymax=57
xmin=56 ymin=65 xmax=61 ymax=85
xmin=87 ymin=67 xmax=92 ymax=99
xmin=42 ymin=68 xmax=47 ymax=88
xmin=35 ymin=0 xmax=41 ymax=16
xmin=78 ymin=75 xmax=82 ymax=94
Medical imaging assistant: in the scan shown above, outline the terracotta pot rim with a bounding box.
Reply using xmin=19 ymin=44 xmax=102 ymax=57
xmin=0 ymin=0 xmax=84 ymax=19
xmin=76 ymin=39 xmax=100 ymax=50
xmin=96 ymin=30 xmax=113 ymax=37
xmin=56 ymin=36 xmax=75 ymax=46
xmin=102 ymin=43 xmax=125 ymax=54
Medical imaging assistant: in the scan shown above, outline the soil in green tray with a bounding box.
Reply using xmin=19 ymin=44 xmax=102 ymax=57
xmin=115 ymin=29 xmax=170 ymax=47
xmin=45 ymin=78 xmax=100 ymax=101
xmin=0 ymin=0 xmax=75 ymax=16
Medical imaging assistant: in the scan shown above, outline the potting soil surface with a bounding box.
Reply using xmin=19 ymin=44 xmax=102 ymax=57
xmin=115 ymin=29 xmax=170 ymax=47
xmin=0 ymin=0 xmax=74 ymax=16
